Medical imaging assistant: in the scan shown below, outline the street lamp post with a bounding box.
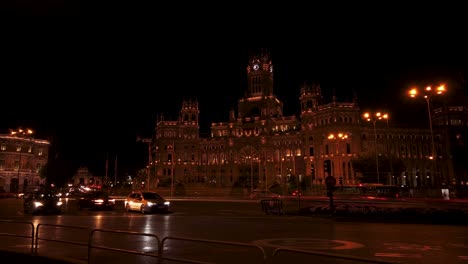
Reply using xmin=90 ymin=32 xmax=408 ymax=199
xmin=328 ymin=133 xmax=348 ymax=182
xmin=382 ymin=113 xmax=395 ymax=185
xmin=137 ymin=137 xmax=152 ymax=191
xmin=170 ymin=142 xmax=175 ymax=197
xmin=409 ymin=84 xmax=446 ymax=186
xmin=250 ymin=156 xmax=253 ymax=193
xmin=363 ymin=112 xmax=388 ymax=184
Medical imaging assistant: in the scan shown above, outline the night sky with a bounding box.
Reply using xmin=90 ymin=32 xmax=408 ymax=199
xmin=7 ymin=3 xmax=467 ymax=180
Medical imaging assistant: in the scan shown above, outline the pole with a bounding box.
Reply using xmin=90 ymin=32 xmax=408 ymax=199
xmin=426 ymin=97 xmax=437 ymax=186
xmin=386 ymin=119 xmax=394 ymax=185
xmin=147 ymin=142 xmax=151 ymax=191
xmin=337 ymin=138 xmax=342 ymax=187
xmin=264 ymin=152 xmax=268 ymax=192
xmin=154 ymin=160 xmax=158 ymax=189
xmin=335 ymin=139 xmax=339 ymax=179
xmin=373 ymin=121 xmax=380 ymax=184
xmin=250 ymin=148 xmax=253 ymax=194
xmin=105 ymin=152 xmax=108 ymax=187
xmin=171 ymin=141 xmax=175 ymax=197
xmin=258 ymin=156 xmax=261 ymax=190
xmin=114 ymin=155 xmax=118 ymax=187
xmin=17 ymin=148 xmax=22 ymax=192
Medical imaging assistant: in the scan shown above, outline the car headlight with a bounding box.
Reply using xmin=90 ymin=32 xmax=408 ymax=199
xmin=164 ymin=201 xmax=170 ymax=206
xmin=146 ymin=202 xmax=154 ymax=206
xmin=57 ymin=201 xmax=63 ymax=206
xmin=34 ymin=202 xmax=43 ymax=207
xmin=93 ymin=199 xmax=104 ymax=203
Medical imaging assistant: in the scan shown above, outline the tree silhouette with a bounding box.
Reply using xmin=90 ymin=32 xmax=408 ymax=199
xmin=352 ymin=154 xmax=406 ymax=184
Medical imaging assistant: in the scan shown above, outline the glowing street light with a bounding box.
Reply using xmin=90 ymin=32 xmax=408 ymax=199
xmin=328 ymin=133 xmax=349 ymax=182
xmin=363 ymin=112 xmax=388 ymax=184
xmin=380 ymin=113 xmax=395 ymax=184
xmin=408 ymin=84 xmax=446 ymax=160
xmin=408 ymin=84 xmax=446 ymax=185
xmin=137 ymin=137 xmax=153 ymax=192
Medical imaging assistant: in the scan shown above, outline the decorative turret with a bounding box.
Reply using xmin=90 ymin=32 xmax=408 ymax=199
xmin=300 ymin=81 xmax=322 ymax=112
xmin=179 ymin=99 xmax=199 ymax=125
xmin=229 ymin=108 xmax=236 ymax=122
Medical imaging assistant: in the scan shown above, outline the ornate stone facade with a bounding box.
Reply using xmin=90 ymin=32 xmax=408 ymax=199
xmin=151 ymin=50 xmax=467 ymax=193
xmin=0 ymin=133 xmax=50 ymax=192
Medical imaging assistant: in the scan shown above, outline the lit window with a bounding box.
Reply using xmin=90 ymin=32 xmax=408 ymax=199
xmin=16 ymin=145 xmax=21 ymax=152
xmin=1 ymin=144 xmax=5 ymax=151
xmin=28 ymin=146 xmax=32 ymax=153
xmin=38 ymin=149 xmax=43 ymax=156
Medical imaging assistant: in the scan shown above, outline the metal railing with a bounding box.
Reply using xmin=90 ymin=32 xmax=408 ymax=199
xmin=0 ymin=220 xmax=400 ymax=264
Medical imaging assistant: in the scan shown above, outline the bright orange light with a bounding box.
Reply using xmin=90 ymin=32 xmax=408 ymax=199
xmin=329 ymin=133 xmax=348 ymax=140
xmin=10 ymin=127 xmax=34 ymax=137
xmin=382 ymin=113 xmax=389 ymax=120
xmin=363 ymin=113 xmax=370 ymax=119
xmin=436 ymin=85 xmax=445 ymax=94
xmin=410 ymin=84 xmax=447 ymax=98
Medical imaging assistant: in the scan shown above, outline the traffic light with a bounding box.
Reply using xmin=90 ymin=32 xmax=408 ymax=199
xmin=339 ymin=177 xmax=343 ymax=185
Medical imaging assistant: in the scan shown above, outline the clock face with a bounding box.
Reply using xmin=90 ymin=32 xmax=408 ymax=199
xmin=253 ymin=64 xmax=259 ymax=70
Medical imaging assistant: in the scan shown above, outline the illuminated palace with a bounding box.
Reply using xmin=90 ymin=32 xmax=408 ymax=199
xmin=151 ymin=50 xmax=467 ymax=192
xmin=0 ymin=130 xmax=50 ymax=192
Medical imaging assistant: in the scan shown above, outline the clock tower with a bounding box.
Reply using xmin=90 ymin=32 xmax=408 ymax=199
xmin=238 ymin=49 xmax=283 ymax=118
xmin=246 ymin=49 xmax=274 ymax=97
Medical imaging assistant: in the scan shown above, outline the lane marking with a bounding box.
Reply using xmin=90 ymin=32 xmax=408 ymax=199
xmin=253 ymin=238 xmax=364 ymax=250
xmin=384 ymin=243 xmax=442 ymax=251
xmin=375 ymin=253 xmax=422 ymax=258
xmin=448 ymin=243 xmax=468 ymax=249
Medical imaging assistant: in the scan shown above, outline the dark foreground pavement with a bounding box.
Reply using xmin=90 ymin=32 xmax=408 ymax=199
xmin=0 ymin=251 xmax=74 ymax=263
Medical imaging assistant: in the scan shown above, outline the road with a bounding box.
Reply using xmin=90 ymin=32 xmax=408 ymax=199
xmin=0 ymin=197 xmax=468 ymax=263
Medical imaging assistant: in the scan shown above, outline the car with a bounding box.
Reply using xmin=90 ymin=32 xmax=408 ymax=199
xmin=23 ymin=191 xmax=63 ymax=215
xmin=291 ymin=190 xmax=302 ymax=196
xmin=249 ymin=189 xmax=281 ymax=200
xmin=77 ymin=190 xmax=115 ymax=210
xmin=124 ymin=191 xmax=170 ymax=214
